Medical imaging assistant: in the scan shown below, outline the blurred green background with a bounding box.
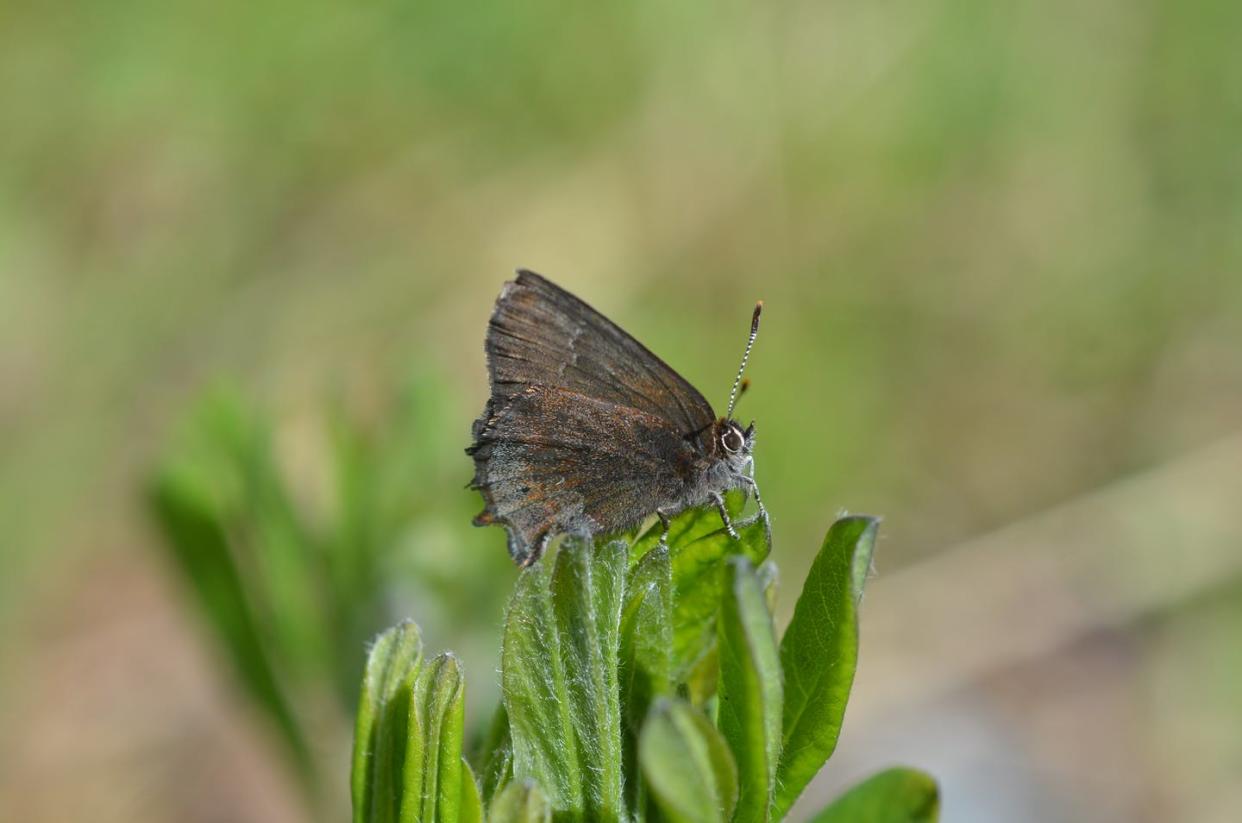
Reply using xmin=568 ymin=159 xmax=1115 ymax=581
xmin=2 ymin=0 xmax=1241 ymax=821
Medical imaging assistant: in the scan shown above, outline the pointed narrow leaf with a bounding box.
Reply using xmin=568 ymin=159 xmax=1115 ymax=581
xmin=149 ymin=475 xmax=313 ymax=783
xmin=716 ymin=557 xmax=783 ymax=823
xmin=404 ymin=653 xmax=466 ymax=823
xmin=639 ymin=698 xmax=738 ymax=823
xmin=773 ymin=516 xmax=878 ymax=818
xmin=489 ymin=780 xmax=553 ymax=823
xmin=502 ymin=540 xmax=626 ymax=822
xmin=352 ymin=621 xmax=424 ymax=823
xmin=807 ymin=768 xmax=939 ymax=823
xmin=458 ymin=759 xmax=484 ymax=823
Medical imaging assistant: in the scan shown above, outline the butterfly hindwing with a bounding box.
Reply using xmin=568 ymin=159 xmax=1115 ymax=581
xmin=469 ymin=386 xmax=705 ymax=564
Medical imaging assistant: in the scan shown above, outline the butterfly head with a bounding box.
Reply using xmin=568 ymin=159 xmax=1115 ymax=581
xmin=715 ymin=418 xmax=756 ymax=472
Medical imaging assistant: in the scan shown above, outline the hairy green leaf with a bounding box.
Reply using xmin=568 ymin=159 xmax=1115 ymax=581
xmin=773 ymin=516 xmax=878 ymax=818
xmin=351 ymin=625 xmax=471 ymax=823
xmin=502 ymin=540 xmax=626 ymax=822
xmin=620 ymin=545 xmax=673 ymax=814
xmin=352 ymin=621 xmax=424 ymax=823
xmin=621 ymin=545 xmax=673 ymax=729
xmin=807 ymin=768 xmax=939 ymax=823
xmin=405 ymin=653 xmax=466 ymax=823
xmin=639 ymin=698 xmax=738 ymax=823
xmin=488 ymin=781 xmax=553 ymax=823
xmin=716 ymin=557 xmax=783 ymax=823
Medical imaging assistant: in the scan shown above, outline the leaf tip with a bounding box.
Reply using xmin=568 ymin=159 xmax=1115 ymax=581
xmin=828 ymin=515 xmax=880 ymax=604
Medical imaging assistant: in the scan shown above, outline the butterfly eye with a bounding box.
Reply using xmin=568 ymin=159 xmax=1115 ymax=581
xmin=721 ymin=425 xmax=744 ymax=454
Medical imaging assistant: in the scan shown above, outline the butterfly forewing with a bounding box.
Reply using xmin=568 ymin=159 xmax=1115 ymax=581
xmin=483 ymin=270 xmax=717 ymax=435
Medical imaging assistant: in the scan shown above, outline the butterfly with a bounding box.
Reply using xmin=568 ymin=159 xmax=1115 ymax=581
xmin=467 ymin=270 xmax=765 ymax=567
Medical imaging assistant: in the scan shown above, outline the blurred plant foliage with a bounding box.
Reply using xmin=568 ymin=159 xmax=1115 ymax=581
xmin=147 ymin=381 xmax=513 ymax=804
xmin=352 ymin=503 xmax=939 ymax=822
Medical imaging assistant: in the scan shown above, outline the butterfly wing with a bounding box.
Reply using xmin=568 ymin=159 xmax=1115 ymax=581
xmin=480 ymin=270 xmax=718 ymax=437
xmin=469 ymin=386 xmax=706 ymax=564
xmin=469 ymin=270 xmax=721 ymax=564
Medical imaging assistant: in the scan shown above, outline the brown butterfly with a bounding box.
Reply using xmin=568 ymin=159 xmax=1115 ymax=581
xmin=467 ymin=270 xmax=765 ymax=566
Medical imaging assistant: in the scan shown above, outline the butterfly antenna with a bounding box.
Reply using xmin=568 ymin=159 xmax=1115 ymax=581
xmin=726 ymin=301 xmax=763 ymax=419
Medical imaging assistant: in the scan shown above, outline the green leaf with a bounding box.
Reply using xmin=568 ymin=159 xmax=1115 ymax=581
xmin=682 ymin=646 xmax=721 ymax=711
xmin=671 ymin=514 xmax=771 ymax=686
xmin=621 ymin=545 xmax=674 ymax=730
xmin=475 ymin=703 xmax=514 ymax=804
xmin=639 ymin=698 xmax=738 ymax=823
xmin=458 ymin=758 xmax=484 ymax=823
xmin=352 ymin=621 xmax=424 ymax=823
xmin=716 ymin=557 xmax=783 ymax=823
xmin=755 ymin=560 xmax=779 ymax=612
xmin=147 ymin=394 xmax=318 ymax=788
xmin=502 ymin=540 xmax=626 ymax=822
xmin=620 ymin=545 xmax=674 ymax=814
xmin=149 ymin=474 xmax=316 ymax=782
xmin=773 ymin=516 xmax=878 ymax=818
xmin=353 ymin=625 xmax=472 ymax=823
xmin=488 ymin=781 xmax=553 ymax=823
xmin=405 ymin=652 xmax=467 ymax=823
xmin=806 ymin=768 xmax=939 ymax=823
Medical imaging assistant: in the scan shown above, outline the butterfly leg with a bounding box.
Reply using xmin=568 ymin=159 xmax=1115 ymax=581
xmin=656 ymin=509 xmax=672 ymax=549
xmin=711 ymin=492 xmax=740 ymax=540
xmin=741 ymin=473 xmax=768 ymax=522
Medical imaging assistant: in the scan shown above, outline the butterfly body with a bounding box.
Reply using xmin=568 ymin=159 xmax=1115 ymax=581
xmin=468 ymin=270 xmax=760 ymax=566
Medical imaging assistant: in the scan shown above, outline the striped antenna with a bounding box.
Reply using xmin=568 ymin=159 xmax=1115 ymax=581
xmin=726 ymin=300 xmax=763 ymax=419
